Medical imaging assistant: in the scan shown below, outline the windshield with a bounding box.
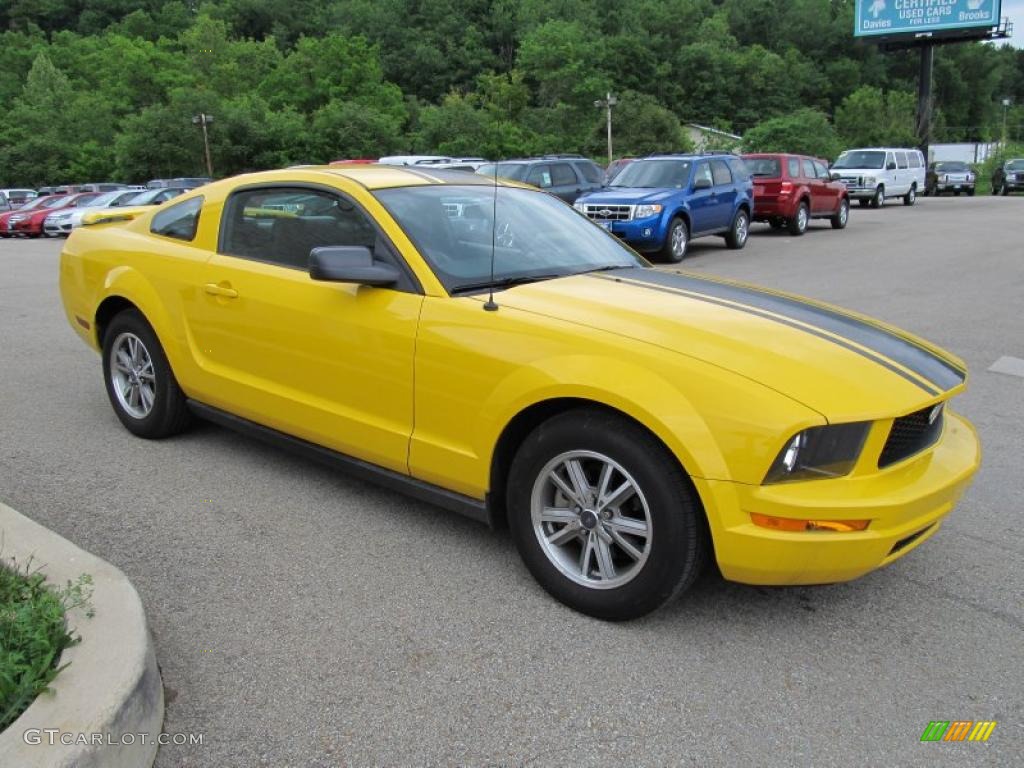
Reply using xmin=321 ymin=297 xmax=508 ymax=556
xmin=934 ymin=162 xmax=969 ymax=172
xmin=127 ymin=189 xmax=174 ymax=205
xmin=44 ymin=196 xmax=74 ymax=208
xmin=833 ymin=151 xmax=886 ymax=170
xmin=88 ymin=190 xmax=128 ymax=207
xmin=476 ymin=163 xmax=528 ymax=182
xmin=374 ymin=185 xmax=643 ymax=293
xmin=1006 ymin=159 xmax=1024 ymax=171
xmin=744 ymin=158 xmax=781 ymax=177
xmin=611 ymin=159 xmax=692 ymax=188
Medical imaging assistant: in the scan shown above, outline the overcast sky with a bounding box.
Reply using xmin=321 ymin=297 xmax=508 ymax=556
xmin=1000 ymin=0 xmax=1023 ymax=47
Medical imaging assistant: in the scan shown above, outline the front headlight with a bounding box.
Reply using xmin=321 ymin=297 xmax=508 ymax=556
xmin=763 ymin=422 xmax=871 ymax=484
xmin=573 ymin=202 xmax=585 ymax=213
xmin=634 ymin=204 xmax=663 ymax=219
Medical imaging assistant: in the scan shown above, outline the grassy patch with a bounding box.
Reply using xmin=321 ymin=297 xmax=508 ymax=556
xmin=0 ymin=557 xmax=93 ymax=732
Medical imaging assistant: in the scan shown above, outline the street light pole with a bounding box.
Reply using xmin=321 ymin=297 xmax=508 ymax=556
xmin=594 ymin=92 xmax=618 ymax=166
xmin=192 ymin=113 xmax=215 ymax=178
xmin=1002 ymin=98 xmax=1011 ymax=146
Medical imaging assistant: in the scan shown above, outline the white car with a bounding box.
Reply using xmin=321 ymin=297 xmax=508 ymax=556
xmin=830 ymin=148 xmax=926 ymax=208
xmin=43 ymin=189 xmax=141 ymax=236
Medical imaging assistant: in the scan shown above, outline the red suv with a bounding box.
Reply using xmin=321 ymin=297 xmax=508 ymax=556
xmin=4 ymin=192 xmax=99 ymax=237
xmin=743 ymin=153 xmax=849 ymax=235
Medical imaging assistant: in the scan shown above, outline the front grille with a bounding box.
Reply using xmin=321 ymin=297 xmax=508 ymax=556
xmin=878 ymin=404 xmax=945 ymax=468
xmin=582 ymin=204 xmax=634 ymax=221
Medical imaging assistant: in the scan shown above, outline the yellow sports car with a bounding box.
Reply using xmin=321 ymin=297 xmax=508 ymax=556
xmin=59 ymin=166 xmax=979 ymax=619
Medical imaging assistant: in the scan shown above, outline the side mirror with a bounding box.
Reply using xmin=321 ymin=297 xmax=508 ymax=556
xmin=887 ymin=161 xmax=897 ymax=170
xmin=309 ymin=246 xmax=400 ymax=286
xmin=693 ymin=177 xmax=713 ymax=191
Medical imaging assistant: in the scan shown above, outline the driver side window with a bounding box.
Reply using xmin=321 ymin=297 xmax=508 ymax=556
xmin=221 ymin=187 xmax=378 ymax=270
xmin=693 ymin=163 xmax=713 ymax=187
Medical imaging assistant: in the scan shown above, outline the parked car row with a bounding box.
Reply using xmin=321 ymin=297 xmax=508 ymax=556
xmin=0 ymin=184 xmax=203 ymax=238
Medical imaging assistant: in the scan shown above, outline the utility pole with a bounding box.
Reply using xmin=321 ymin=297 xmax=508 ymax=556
xmin=192 ymin=113 xmax=215 ymax=178
xmin=1002 ymin=98 xmax=1012 ymax=146
xmin=594 ymin=92 xmax=617 ymax=165
xmin=916 ymin=45 xmax=934 ymax=161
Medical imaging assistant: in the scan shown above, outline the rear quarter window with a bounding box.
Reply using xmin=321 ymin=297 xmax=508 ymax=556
xmin=150 ymin=196 xmax=203 ymax=242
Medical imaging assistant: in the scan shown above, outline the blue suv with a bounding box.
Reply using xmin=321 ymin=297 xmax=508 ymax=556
xmin=574 ymin=153 xmax=754 ymax=262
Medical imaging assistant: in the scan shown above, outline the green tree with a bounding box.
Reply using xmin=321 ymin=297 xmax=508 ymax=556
xmin=835 ymin=86 xmax=918 ymax=148
xmin=742 ymin=108 xmax=841 ymax=159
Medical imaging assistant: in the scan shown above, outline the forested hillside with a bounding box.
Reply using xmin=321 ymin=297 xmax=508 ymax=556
xmin=1 ymin=0 xmax=1022 ymax=185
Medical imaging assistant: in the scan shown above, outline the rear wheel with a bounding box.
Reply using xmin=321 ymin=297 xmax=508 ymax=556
xmin=724 ymin=208 xmax=749 ymax=249
xmin=830 ymin=198 xmax=850 ymax=230
xmin=102 ymin=309 xmax=191 ymax=439
xmin=871 ymin=186 xmax=884 ymax=208
xmin=659 ymin=217 xmax=688 ymax=263
xmin=787 ymin=201 xmax=809 ymax=236
xmin=507 ymin=409 xmax=707 ymax=620
xmin=903 ymin=185 xmax=916 ymax=206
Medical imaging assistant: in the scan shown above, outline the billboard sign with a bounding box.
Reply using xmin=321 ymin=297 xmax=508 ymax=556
xmin=854 ymin=0 xmax=1002 ymax=38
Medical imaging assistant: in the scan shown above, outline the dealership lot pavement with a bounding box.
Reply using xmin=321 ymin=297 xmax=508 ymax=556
xmin=1 ymin=195 xmax=1021 ymax=767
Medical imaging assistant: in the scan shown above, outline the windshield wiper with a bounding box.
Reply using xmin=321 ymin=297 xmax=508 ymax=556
xmin=450 ymin=273 xmax=566 ymax=295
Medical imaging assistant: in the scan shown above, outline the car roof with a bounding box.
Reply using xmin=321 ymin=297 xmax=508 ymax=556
xmin=224 ymin=165 xmax=527 ymax=191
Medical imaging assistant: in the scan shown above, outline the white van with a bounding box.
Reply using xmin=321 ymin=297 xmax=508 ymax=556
xmin=830 ymin=148 xmax=926 ymax=208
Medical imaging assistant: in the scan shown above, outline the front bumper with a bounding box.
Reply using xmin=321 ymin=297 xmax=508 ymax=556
xmin=595 ymin=216 xmax=666 ymax=251
xmin=44 ymin=220 xmax=74 ymax=236
xmin=700 ymin=410 xmax=979 ymax=586
xmin=934 ymin=180 xmax=974 ymax=192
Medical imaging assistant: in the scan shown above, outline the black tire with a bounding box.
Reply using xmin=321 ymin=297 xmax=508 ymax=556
xmin=101 ymin=309 xmax=191 ymax=439
xmin=966 ymin=188 xmax=975 ymax=196
xmin=903 ymin=185 xmax=916 ymax=206
xmin=658 ymin=216 xmax=688 ymax=263
xmin=953 ymin=189 xmax=961 ymax=197
xmin=830 ymin=197 xmax=850 ymax=230
xmin=787 ymin=200 xmax=809 ymax=236
xmin=507 ymin=409 xmax=707 ymax=620
xmin=871 ymin=186 xmax=884 ymax=208
xmin=724 ymin=208 xmax=749 ymax=249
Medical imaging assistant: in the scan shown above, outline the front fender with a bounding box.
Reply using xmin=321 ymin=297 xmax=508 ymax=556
xmin=98 ymin=267 xmax=188 ymax=372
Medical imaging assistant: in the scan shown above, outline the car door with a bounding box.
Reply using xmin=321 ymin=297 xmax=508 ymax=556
xmin=184 ymin=185 xmax=423 ymax=474
xmin=548 ymin=162 xmax=584 ymax=202
xmin=812 ymin=159 xmax=839 ymax=213
xmin=709 ymin=158 xmax=737 ymax=229
xmin=687 ymin=161 xmax=718 ymax=234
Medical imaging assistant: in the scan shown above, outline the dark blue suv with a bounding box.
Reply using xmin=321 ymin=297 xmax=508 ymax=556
xmin=574 ymin=153 xmax=754 ymax=261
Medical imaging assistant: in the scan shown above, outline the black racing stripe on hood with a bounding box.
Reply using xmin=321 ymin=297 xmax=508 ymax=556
xmin=605 ymin=268 xmax=965 ymax=393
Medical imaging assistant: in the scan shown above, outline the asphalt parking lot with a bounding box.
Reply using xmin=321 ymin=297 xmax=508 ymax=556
xmin=1 ymin=194 xmax=1021 ymax=767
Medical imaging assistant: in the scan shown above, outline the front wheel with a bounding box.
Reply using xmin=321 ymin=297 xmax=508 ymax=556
xmin=659 ymin=217 xmax=688 ymax=263
xmin=507 ymin=409 xmax=707 ymax=620
xmin=831 ymin=198 xmax=850 ymax=230
xmin=871 ymin=186 xmax=884 ymax=209
xmin=102 ymin=309 xmax=192 ymax=439
xmin=724 ymin=208 xmax=749 ymax=249
xmin=903 ymin=185 xmax=916 ymax=206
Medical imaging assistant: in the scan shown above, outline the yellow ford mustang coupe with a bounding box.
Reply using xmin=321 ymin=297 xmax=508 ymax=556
xmin=59 ymin=166 xmax=979 ymax=619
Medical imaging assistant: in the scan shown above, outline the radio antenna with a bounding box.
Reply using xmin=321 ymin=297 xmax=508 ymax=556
xmin=483 ymin=158 xmax=499 ymax=312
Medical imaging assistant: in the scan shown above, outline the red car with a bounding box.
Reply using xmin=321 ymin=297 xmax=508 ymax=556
xmin=743 ymin=153 xmax=849 ymax=235
xmin=4 ymin=192 xmax=100 ymax=238
xmin=0 ymin=195 xmax=66 ymax=237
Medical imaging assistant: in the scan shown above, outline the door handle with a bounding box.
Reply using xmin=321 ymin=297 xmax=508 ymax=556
xmin=204 ymin=282 xmax=238 ymax=299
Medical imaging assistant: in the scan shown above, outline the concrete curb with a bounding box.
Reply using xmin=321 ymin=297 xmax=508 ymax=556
xmin=0 ymin=502 xmax=164 ymax=768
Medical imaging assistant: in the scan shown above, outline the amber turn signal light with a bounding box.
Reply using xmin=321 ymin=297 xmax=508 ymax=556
xmin=751 ymin=513 xmax=869 ymax=533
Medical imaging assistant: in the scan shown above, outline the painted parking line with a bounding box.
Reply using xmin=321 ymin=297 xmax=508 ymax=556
xmin=988 ymin=356 xmax=1024 ymax=378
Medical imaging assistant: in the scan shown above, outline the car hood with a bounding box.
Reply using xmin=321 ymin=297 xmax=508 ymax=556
xmin=494 ymin=268 xmax=966 ymax=421
xmin=579 ymin=188 xmax=680 ymax=205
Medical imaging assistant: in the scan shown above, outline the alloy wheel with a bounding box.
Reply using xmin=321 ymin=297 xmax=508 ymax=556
xmin=109 ymin=332 xmax=156 ymax=419
xmin=530 ymin=450 xmax=653 ymax=589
